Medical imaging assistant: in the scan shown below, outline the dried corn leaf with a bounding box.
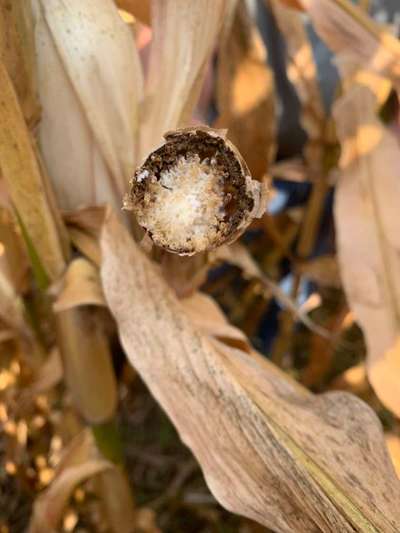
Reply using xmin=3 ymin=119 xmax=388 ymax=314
xmin=300 ymin=0 xmax=400 ymax=93
xmin=334 ymin=83 xmax=400 ymax=416
xmin=271 ymin=158 xmax=308 ymax=183
xmin=269 ymin=0 xmax=324 ymax=145
xmin=0 ymin=59 xmax=65 ymax=281
xmin=0 ymin=208 xmax=29 ymax=292
xmin=386 ymin=434 xmax=400 ymax=479
xmin=24 ymin=348 xmax=63 ymax=395
xmin=181 ymin=292 xmax=250 ymax=352
xmin=0 ymin=268 xmax=28 ymax=336
xmin=297 ymin=255 xmax=341 ymax=288
xmin=64 ymin=206 xmax=106 ymax=237
xmin=29 ymin=430 xmax=111 ymax=533
xmin=160 ymin=253 xmax=211 ymax=299
xmin=114 ymin=0 xmax=150 ymax=26
xmin=139 ymin=0 xmax=227 ymax=157
xmin=67 ymin=227 xmax=101 ymax=266
xmin=53 ymin=258 xmax=105 ymax=312
xmin=330 ymin=363 xmax=370 ymax=398
xmin=216 ymin=243 xmax=331 ymax=338
xmin=278 ymin=0 xmax=304 ymax=9
xmin=135 ymin=508 xmax=161 ymax=533
xmin=64 ymin=207 xmax=107 ymax=265
xmin=34 ymin=0 xmax=143 ymax=210
xmin=98 ymin=468 xmax=136 ymax=533
xmin=101 ymin=209 xmax=400 ymax=532
xmin=269 ymin=0 xmax=331 ymax=260
xmin=215 ymin=0 xmax=276 ymax=180
xmin=56 ymin=306 xmax=118 ymax=424
xmin=0 ymin=0 xmax=39 ymax=124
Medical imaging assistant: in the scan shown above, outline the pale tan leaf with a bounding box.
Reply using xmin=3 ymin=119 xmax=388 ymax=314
xmin=0 ymin=330 xmax=15 ymax=343
xmin=300 ymin=0 xmax=400 ymax=93
xmin=330 ymin=363 xmax=371 ymax=398
xmin=64 ymin=207 xmax=106 ymax=265
xmin=101 ymin=208 xmax=400 ymax=532
xmin=68 ymin=227 xmax=101 ymax=266
xmin=215 ymin=0 xmax=276 ymax=181
xmin=55 ymin=430 xmax=96 ymax=474
xmin=29 ymin=430 xmax=111 ymax=533
xmin=0 ymin=0 xmax=39 ymax=125
xmin=269 ymin=0 xmax=324 ymax=144
xmin=0 ymin=58 xmax=66 ymax=281
xmin=160 ymin=253 xmax=210 ymax=298
xmin=270 ymin=158 xmax=308 ymax=183
xmin=135 ymin=508 xmax=161 ymax=533
xmin=269 ymin=0 xmax=332 ymax=261
xmin=334 ymin=83 xmax=400 ymax=416
xmin=216 ymin=243 xmax=332 ymax=338
xmin=386 ymin=433 xmax=400 ymax=479
xmin=0 ymin=207 xmax=29 ymax=292
xmin=0 ymin=267 xmax=28 ymax=336
xmin=56 ymin=306 xmax=118 ymax=424
xmin=139 ymin=0 xmax=227 ymax=157
xmin=98 ymin=467 xmax=136 ymax=533
xmin=182 ymin=292 xmax=250 ymax=352
xmin=34 ymin=0 xmax=143 ymax=210
xmin=297 ymin=255 xmax=341 ymax=288
xmin=24 ymin=348 xmax=63 ymax=395
xmin=64 ymin=206 xmax=107 ymax=237
xmin=53 ymin=258 xmax=105 ymax=313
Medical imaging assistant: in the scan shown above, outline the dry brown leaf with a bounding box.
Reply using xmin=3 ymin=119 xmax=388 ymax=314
xmin=64 ymin=207 xmax=108 ymax=266
xmin=68 ymin=227 xmax=101 ymax=267
xmin=215 ymin=0 xmax=276 ymax=181
xmin=334 ymin=83 xmax=400 ymax=416
xmin=330 ymin=363 xmax=371 ymax=398
xmin=0 ymin=0 xmax=39 ymax=124
xmin=114 ymin=0 xmax=151 ymax=26
xmin=182 ymin=292 xmax=250 ymax=353
xmin=300 ymin=0 xmax=400 ymax=94
xmin=297 ymin=255 xmax=341 ymax=288
xmin=64 ymin=206 xmax=107 ymax=237
xmin=216 ymin=243 xmax=332 ymax=339
xmin=160 ymin=253 xmax=210 ymax=298
xmin=0 ymin=267 xmax=28 ymax=337
xmin=34 ymin=0 xmax=143 ymax=211
xmin=386 ymin=433 xmax=400 ymax=479
xmin=53 ymin=258 xmax=105 ymax=313
xmin=64 ymin=206 xmax=108 ymax=265
xmin=29 ymin=430 xmax=111 ymax=533
xmin=270 ymin=158 xmax=308 ymax=183
xmin=24 ymin=348 xmax=63 ymax=395
xmin=101 ymin=208 xmax=400 ymax=532
xmin=300 ymin=305 xmax=349 ymax=388
xmin=0 ymin=211 xmax=28 ymax=334
xmin=98 ymin=467 xmax=136 ymax=533
xmin=0 ymin=58 xmax=66 ymax=281
xmin=269 ymin=0 xmax=324 ymax=146
xmin=139 ymin=0 xmax=227 ymax=157
xmin=0 ymin=207 xmax=29 ymax=292
xmin=269 ymin=0 xmax=332 ymax=261
xmin=277 ymin=0 xmax=304 ymax=9
xmin=135 ymin=508 xmax=161 ymax=533
xmin=56 ymin=306 xmax=118 ymax=424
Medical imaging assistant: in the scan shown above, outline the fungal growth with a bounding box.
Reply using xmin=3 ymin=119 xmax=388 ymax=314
xmin=125 ymin=127 xmax=265 ymax=255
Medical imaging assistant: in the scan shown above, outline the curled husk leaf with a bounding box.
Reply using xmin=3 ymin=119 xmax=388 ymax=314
xmin=126 ymin=127 xmax=265 ymax=255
